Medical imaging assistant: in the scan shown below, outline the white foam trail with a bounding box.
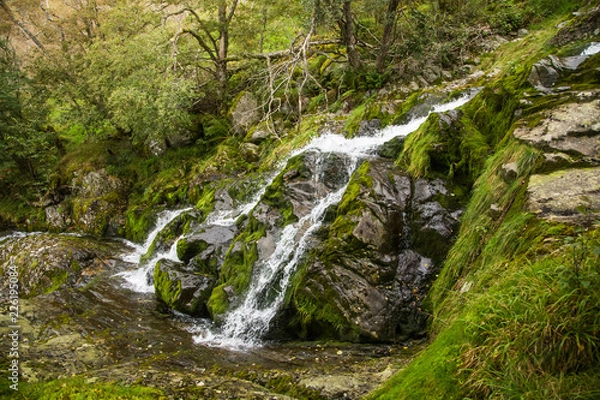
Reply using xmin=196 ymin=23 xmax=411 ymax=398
xmin=194 ymin=182 xmax=351 ymax=349
xmin=294 ymin=92 xmax=475 ymax=159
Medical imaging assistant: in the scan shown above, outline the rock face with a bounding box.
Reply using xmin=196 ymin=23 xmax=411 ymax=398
xmin=231 ymin=92 xmax=261 ymax=136
xmin=513 ymin=92 xmax=600 ymax=224
xmin=46 ymin=168 xmax=128 ymax=236
xmin=206 ymin=150 xmax=352 ymax=318
xmin=285 ymin=159 xmax=462 ymax=342
xmin=0 ymin=234 xmax=123 ymax=299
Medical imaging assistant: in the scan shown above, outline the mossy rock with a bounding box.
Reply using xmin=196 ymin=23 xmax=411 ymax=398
xmin=154 ymin=259 xmax=216 ymax=317
xmin=0 ymin=234 xmax=124 ymax=299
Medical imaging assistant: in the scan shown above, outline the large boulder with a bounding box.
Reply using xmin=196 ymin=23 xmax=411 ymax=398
xmin=528 ymin=43 xmax=599 ymax=92
xmin=177 ymin=224 xmax=236 ymax=270
xmin=513 ymin=99 xmax=600 ymax=164
xmin=206 ymin=150 xmax=352 ymax=319
xmin=60 ymin=168 xmax=128 ymax=236
xmin=286 ymin=159 xmax=462 ymax=342
xmin=230 ymin=92 xmax=261 ymax=136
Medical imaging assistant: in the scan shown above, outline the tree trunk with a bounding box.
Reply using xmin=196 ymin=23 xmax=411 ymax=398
xmin=376 ymin=0 xmax=401 ymax=73
xmin=216 ymin=2 xmax=229 ymax=105
xmin=339 ymin=0 xmax=360 ymax=70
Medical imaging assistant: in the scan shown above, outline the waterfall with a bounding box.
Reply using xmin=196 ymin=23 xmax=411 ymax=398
xmin=194 ymin=157 xmax=356 ymax=348
xmin=117 ymin=91 xmax=478 ymax=347
xmin=191 ymin=92 xmax=478 ymax=348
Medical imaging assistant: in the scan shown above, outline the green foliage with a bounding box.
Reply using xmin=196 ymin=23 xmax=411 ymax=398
xmin=366 ymin=322 xmax=465 ymax=399
xmin=0 ymin=39 xmax=58 ymax=199
xmin=397 ymin=110 xmax=490 ymax=187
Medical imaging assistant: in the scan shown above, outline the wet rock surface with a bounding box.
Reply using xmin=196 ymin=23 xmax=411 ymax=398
xmin=154 ymin=259 xmax=217 ymax=317
xmin=0 ymin=234 xmax=124 ymax=299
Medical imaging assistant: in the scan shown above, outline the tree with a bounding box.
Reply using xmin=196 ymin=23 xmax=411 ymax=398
xmin=168 ymin=0 xmax=240 ymax=107
xmin=376 ymin=0 xmax=402 ymax=73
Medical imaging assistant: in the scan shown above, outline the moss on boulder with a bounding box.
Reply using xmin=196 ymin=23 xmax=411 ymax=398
xmin=154 ymin=259 xmax=216 ymax=316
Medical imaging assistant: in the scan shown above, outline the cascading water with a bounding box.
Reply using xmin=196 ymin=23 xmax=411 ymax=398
xmin=116 ymin=208 xmax=192 ymax=292
xmin=116 ymin=91 xmax=477 ymax=348
xmin=193 ymin=155 xmax=357 ymax=348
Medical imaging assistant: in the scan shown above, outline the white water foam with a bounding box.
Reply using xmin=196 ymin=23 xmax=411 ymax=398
xmin=294 ymin=91 xmax=475 ymax=159
xmin=582 ymin=42 xmax=600 ymax=56
xmin=194 ymin=178 xmax=351 ymax=349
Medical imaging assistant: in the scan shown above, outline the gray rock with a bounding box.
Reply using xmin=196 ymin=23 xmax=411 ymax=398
xmin=357 ymin=119 xmax=382 ymax=137
xmin=513 ymin=100 xmax=600 ymax=159
xmin=240 ymin=142 xmax=260 ymax=163
xmin=231 ymin=92 xmax=261 ymax=136
xmin=247 ymin=129 xmax=274 ymax=144
xmin=166 ymin=129 xmax=199 ymax=148
xmin=0 ymin=234 xmax=123 ymax=299
xmin=45 ymin=205 xmax=70 ymax=229
xmin=489 ymin=203 xmax=503 ymax=220
xmin=147 ymin=138 xmax=167 ymax=156
xmin=180 ymin=224 xmax=237 ymax=273
xmin=74 ymin=168 xmax=124 ymax=198
xmin=527 ymin=167 xmax=600 ymax=224
xmin=528 ymin=53 xmax=595 ymax=92
xmin=287 ymin=160 xmax=462 ymax=342
xmin=501 ymin=162 xmax=519 ymax=182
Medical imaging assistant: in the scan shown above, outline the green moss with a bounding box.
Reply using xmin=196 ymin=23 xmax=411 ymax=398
xmin=337 ymin=161 xmax=372 ymax=215
xmin=153 ymin=262 xmax=182 ymax=308
xmin=397 ymin=109 xmax=491 ymax=188
xmin=125 ymin=206 xmax=155 ymax=242
xmin=289 ymin=257 xmax=363 ymax=341
xmin=206 ymin=284 xmax=230 ymax=318
xmin=206 ymin=216 xmax=266 ymax=318
xmin=261 ymin=154 xmax=311 ymax=227
xmin=13 ymin=376 xmax=164 ymax=399
xmin=176 ymin=237 xmax=208 ymax=263
xmin=367 ymin=322 xmax=465 ymax=400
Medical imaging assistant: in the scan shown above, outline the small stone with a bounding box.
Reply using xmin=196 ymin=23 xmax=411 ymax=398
xmin=518 ymin=28 xmax=529 ymax=37
xmin=501 ymin=162 xmax=519 ymax=182
xmin=489 ymin=203 xmax=503 ymax=220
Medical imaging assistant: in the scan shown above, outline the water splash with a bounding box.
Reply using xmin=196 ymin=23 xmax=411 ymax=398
xmin=116 ymin=90 xmax=478 ymax=346
xmin=191 ymin=91 xmax=479 ymax=349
